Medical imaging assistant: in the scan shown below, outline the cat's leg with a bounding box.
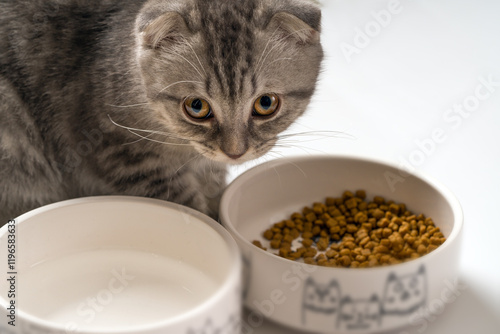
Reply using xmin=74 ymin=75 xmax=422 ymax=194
xmin=0 ymin=77 xmax=66 ymax=225
xmin=190 ymin=159 xmax=227 ymax=221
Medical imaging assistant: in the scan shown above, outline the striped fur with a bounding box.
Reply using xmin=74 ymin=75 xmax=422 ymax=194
xmin=0 ymin=0 xmax=323 ymax=223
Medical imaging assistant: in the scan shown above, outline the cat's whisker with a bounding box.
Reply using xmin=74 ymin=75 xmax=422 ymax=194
xmin=107 ymin=115 xmax=171 ymax=136
xmin=125 ymin=128 xmax=193 ymax=147
xmin=173 ymin=149 xmax=206 ymax=175
xmin=254 ymin=25 xmax=282 ymax=75
xmin=266 ymin=149 xmax=308 ymax=178
xmin=122 ymin=130 xmax=153 ymax=146
xmin=264 ymin=150 xmax=286 ymax=162
xmin=276 ymin=139 xmax=339 ymax=147
xmin=258 ymin=130 xmax=349 ymax=156
xmin=164 ymin=48 xmax=204 ymax=78
xmin=272 ymin=138 xmax=332 ymax=154
xmin=257 ymin=27 xmax=314 ymax=75
xmin=277 ymin=130 xmax=355 ymax=141
xmin=262 ymin=57 xmax=293 ymax=71
xmin=107 ymin=115 xmax=192 ymax=146
xmin=180 ymin=37 xmax=207 ymax=76
xmin=271 ymin=132 xmax=354 ymax=154
xmin=268 ymin=142 xmax=312 ymax=155
xmin=165 ymin=150 xmax=207 ymax=206
xmin=156 ymin=80 xmax=203 ymax=95
xmin=275 ymin=27 xmax=318 ymax=44
xmin=254 ymin=23 xmax=290 ymax=76
xmin=105 ymin=102 xmax=150 ymax=108
xmin=256 ymin=29 xmax=296 ymax=74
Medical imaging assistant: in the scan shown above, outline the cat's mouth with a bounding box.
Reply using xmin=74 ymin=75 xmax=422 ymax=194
xmin=191 ymin=146 xmax=249 ymax=165
xmin=210 ymin=149 xmax=255 ymax=165
xmin=191 ymin=142 xmax=267 ymax=165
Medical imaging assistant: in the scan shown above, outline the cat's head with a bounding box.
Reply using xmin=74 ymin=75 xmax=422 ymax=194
xmin=135 ymin=0 xmax=323 ymax=163
xmin=382 ymin=265 xmax=427 ymax=315
xmin=303 ymin=277 xmax=341 ymax=314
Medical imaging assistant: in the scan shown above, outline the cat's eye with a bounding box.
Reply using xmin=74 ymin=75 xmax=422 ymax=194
xmin=253 ymin=94 xmax=280 ymax=116
xmin=183 ymin=97 xmax=212 ymax=120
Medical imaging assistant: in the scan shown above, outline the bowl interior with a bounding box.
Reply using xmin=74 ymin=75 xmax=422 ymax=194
xmin=0 ymin=197 xmax=235 ymax=331
xmin=223 ymin=155 xmax=460 ymax=253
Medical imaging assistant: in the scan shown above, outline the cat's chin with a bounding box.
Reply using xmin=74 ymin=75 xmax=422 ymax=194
xmin=208 ymin=154 xmax=254 ymax=166
xmin=198 ymin=150 xmax=259 ymax=165
xmin=190 ymin=140 xmax=269 ymax=165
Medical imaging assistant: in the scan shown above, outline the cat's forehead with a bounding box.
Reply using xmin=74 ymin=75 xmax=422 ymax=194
xmin=193 ymin=0 xmax=259 ymax=99
xmin=194 ymin=0 xmax=259 ymax=19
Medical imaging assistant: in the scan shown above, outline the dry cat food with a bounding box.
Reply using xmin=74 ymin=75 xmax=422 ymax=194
xmin=252 ymin=190 xmax=446 ymax=268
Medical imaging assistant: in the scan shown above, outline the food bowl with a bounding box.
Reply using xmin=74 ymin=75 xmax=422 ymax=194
xmin=0 ymin=196 xmax=241 ymax=334
xmin=220 ymin=155 xmax=463 ymax=333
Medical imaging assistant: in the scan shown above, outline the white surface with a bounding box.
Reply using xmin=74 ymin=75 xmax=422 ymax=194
xmin=229 ymin=0 xmax=500 ymax=333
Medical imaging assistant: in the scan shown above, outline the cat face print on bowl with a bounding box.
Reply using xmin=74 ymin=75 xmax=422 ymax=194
xmin=0 ymin=196 xmax=241 ymax=334
xmin=220 ymin=155 xmax=463 ymax=333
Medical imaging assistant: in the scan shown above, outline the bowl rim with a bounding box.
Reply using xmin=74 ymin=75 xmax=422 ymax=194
xmin=220 ymin=153 xmax=464 ymax=273
xmin=0 ymin=195 xmax=242 ymax=334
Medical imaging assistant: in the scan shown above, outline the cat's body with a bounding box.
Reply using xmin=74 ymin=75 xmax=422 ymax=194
xmin=0 ymin=0 xmax=323 ymax=223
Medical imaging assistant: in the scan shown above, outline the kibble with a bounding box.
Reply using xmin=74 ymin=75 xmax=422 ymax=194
xmin=252 ymin=190 xmax=446 ymax=268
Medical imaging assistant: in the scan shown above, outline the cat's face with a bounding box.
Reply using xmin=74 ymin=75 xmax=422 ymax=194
xmin=135 ymin=0 xmax=323 ymax=163
xmin=303 ymin=278 xmax=341 ymax=314
xmin=382 ymin=265 xmax=426 ymax=314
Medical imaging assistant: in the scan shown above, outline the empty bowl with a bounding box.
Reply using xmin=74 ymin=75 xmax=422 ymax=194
xmin=220 ymin=155 xmax=463 ymax=333
xmin=0 ymin=196 xmax=241 ymax=334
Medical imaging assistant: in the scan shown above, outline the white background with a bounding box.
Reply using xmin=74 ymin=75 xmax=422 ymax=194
xmin=229 ymin=0 xmax=500 ymax=333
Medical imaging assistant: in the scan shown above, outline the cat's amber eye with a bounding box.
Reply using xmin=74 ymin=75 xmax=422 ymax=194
xmin=183 ymin=97 xmax=212 ymax=120
xmin=253 ymin=94 xmax=280 ymax=116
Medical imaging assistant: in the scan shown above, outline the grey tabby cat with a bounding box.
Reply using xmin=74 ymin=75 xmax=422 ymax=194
xmin=0 ymin=0 xmax=323 ymax=224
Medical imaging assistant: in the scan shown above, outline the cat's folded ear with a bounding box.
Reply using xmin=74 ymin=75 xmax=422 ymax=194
xmin=138 ymin=12 xmax=190 ymax=49
xmin=265 ymin=0 xmax=321 ymax=45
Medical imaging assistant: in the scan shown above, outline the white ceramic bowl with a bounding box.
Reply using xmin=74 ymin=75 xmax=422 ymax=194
xmin=220 ymin=155 xmax=463 ymax=334
xmin=0 ymin=196 xmax=241 ymax=334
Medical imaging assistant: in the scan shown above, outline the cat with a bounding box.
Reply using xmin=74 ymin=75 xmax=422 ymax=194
xmin=0 ymin=0 xmax=323 ymax=224
xmin=381 ymin=265 xmax=427 ymax=316
xmin=337 ymin=294 xmax=381 ymax=331
xmin=302 ymin=277 xmax=341 ymax=327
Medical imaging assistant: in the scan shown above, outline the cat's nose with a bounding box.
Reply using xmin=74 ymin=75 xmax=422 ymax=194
xmin=220 ymin=128 xmax=248 ymax=160
xmin=221 ymin=140 xmax=248 ymax=160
